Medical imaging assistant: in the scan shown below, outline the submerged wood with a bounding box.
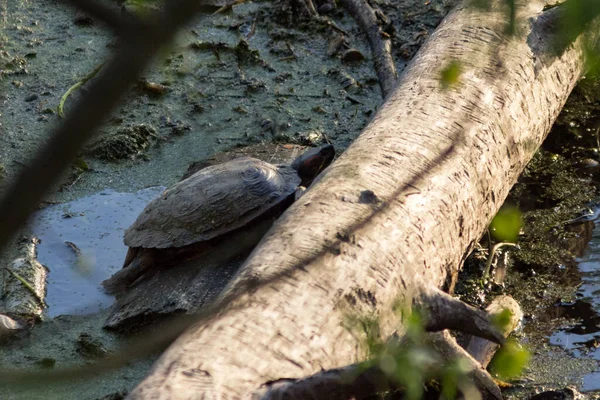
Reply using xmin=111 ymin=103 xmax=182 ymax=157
xmin=1 ymin=238 xmax=47 ymax=323
xmin=130 ymin=1 xmax=598 ymax=398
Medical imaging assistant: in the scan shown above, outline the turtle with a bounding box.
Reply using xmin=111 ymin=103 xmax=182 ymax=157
xmin=102 ymin=144 xmax=335 ymax=294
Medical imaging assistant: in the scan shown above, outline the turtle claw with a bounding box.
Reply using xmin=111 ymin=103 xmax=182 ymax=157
xmin=295 ymin=186 xmax=307 ymax=201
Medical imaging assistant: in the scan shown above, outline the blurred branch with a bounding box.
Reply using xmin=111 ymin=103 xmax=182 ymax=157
xmin=58 ymin=0 xmax=132 ymax=33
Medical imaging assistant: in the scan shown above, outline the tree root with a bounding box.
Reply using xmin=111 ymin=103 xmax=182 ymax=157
xmin=418 ymin=287 xmax=506 ymax=344
xmin=339 ymin=0 xmax=397 ymax=98
xmin=428 ymin=331 xmax=503 ymax=400
xmin=258 ymin=331 xmax=503 ymax=400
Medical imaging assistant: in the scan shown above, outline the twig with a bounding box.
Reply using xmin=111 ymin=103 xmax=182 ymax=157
xmin=339 ymin=0 xmax=397 ymax=98
xmin=57 ymin=62 xmax=105 ymax=118
xmin=482 ymin=242 xmax=519 ymax=280
xmin=213 ymin=0 xmax=248 ymax=15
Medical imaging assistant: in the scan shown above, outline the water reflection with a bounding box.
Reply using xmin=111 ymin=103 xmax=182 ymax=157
xmin=30 ymin=187 xmax=164 ymax=317
xmin=549 ymin=211 xmax=600 ymax=391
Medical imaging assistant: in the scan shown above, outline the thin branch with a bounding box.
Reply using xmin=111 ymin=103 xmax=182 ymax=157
xmin=4 ymin=268 xmax=47 ymax=309
xmin=57 ymin=62 xmax=105 ymax=118
xmin=339 ymin=0 xmax=397 ymax=98
xmin=418 ymin=287 xmax=505 ymax=344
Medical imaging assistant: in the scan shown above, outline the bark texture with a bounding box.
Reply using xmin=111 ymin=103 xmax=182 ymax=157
xmin=130 ymin=1 xmax=592 ymax=398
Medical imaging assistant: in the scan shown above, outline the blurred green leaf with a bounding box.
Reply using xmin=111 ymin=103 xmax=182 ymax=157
xmin=467 ymin=0 xmax=491 ymax=11
xmin=73 ymin=157 xmax=89 ymax=172
xmin=440 ymin=61 xmax=462 ymax=89
xmin=490 ymin=339 xmax=530 ymax=379
xmin=492 ymin=309 xmax=513 ymax=331
xmin=441 ymin=358 xmax=472 ymax=399
xmin=490 ymin=205 xmax=522 ymax=242
xmin=582 ymin=39 xmax=600 ymax=76
xmin=503 ymin=0 xmax=517 ymax=36
xmin=551 ymin=0 xmax=600 ymax=55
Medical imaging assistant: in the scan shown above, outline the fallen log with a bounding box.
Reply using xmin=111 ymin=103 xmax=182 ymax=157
xmin=129 ymin=1 xmax=598 ymax=398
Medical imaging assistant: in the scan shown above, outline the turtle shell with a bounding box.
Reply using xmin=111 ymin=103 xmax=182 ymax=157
xmin=124 ymin=157 xmax=301 ymax=249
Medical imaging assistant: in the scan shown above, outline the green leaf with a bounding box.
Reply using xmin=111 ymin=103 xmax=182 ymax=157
xmin=490 ymin=339 xmax=530 ymax=379
xmin=440 ymin=61 xmax=462 ymax=89
xmin=73 ymin=157 xmax=89 ymax=171
xmin=490 ymin=205 xmax=522 ymax=242
xmin=492 ymin=308 xmax=513 ymax=331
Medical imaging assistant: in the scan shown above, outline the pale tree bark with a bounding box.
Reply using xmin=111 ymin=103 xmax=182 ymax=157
xmin=129 ymin=1 xmax=598 ymax=398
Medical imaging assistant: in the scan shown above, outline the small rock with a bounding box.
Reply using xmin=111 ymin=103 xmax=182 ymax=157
xmin=578 ymin=158 xmax=600 ymax=169
xmin=141 ymin=81 xmax=169 ymax=96
xmin=341 ymin=48 xmax=365 ymax=63
xmin=74 ymin=11 xmax=94 ymax=26
xmin=35 ymin=357 xmax=56 ymax=368
xmin=0 ymin=314 xmax=22 ymax=337
xmin=260 ymin=118 xmax=274 ymax=133
xmin=529 ymin=388 xmax=578 ymax=400
xmin=76 ymin=333 xmax=108 ymax=358
xmin=312 ymin=106 xmax=327 ymax=114
xmin=25 ymin=93 xmax=38 ymax=102
xmin=317 ymin=1 xmax=336 ymax=14
xmin=234 ymin=105 xmax=249 ymax=114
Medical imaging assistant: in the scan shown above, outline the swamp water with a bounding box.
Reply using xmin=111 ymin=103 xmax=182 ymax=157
xmin=29 ymin=187 xmax=165 ymax=317
xmin=549 ymin=209 xmax=600 ymax=393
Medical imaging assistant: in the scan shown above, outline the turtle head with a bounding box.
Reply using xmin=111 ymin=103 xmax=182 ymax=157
xmin=292 ymin=144 xmax=335 ymax=187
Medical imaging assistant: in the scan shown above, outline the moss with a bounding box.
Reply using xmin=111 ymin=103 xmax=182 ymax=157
xmin=510 ymin=151 xmax=596 ymax=268
xmin=0 ymin=50 xmax=28 ymax=77
xmin=544 ymin=74 xmax=600 ymax=158
xmin=235 ymin=40 xmax=263 ymax=66
xmin=85 ymin=124 xmax=158 ymax=162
